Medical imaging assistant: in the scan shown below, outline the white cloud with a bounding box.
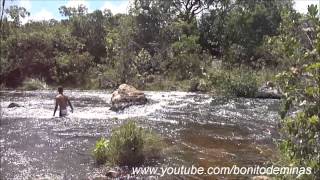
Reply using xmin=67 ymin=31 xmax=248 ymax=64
xmin=21 ymin=9 xmax=54 ymax=24
xmin=101 ymin=1 xmax=129 ymax=15
xmin=293 ymin=0 xmax=319 ymax=14
xmin=32 ymin=9 xmax=54 ymax=21
xmin=18 ymin=0 xmax=32 ymax=11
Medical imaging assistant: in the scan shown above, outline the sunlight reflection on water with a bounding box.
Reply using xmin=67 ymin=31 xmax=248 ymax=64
xmin=0 ymin=90 xmax=280 ymax=179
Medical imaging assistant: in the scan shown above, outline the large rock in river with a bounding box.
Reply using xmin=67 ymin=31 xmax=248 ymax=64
xmin=110 ymin=84 xmax=147 ymax=111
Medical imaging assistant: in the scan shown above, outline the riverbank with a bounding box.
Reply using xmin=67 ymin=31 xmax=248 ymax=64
xmin=5 ymin=67 xmax=280 ymax=99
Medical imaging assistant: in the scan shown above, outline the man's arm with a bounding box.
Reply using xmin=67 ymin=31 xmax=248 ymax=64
xmin=68 ymin=98 xmax=74 ymax=113
xmin=53 ymin=98 xmax=58 ymax=116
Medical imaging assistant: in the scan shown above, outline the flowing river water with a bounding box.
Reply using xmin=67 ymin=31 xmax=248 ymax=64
xmin=0 ymin=90 xmax=281 ymax=179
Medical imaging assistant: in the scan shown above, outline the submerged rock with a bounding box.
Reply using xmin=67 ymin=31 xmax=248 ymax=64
xmin=8 ymin=103 xmax=21 ymax=108
xmin=105 ymin=170 xmax=120 ymax=178
xmin=110 ymin=84 xmax=147 ymax=111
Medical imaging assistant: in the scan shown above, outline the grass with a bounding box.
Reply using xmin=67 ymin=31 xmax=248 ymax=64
xmin=93 ymin=120 xmax=164 ymax=166
xmin=21 ymin=78 xmax=48 ymax=90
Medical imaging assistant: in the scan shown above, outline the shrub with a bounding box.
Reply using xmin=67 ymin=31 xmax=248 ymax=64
xmin=207 ymin=69 xmax=229 ymax=93
xmin=21 ymin=78 xmax=48 ymax=90
xmin=93 ymin=120 xmax=163 ymax=166
xmin=93 ymin=138 xmax=108 ymax=164
xmin=208 ymin=69 xmax=258 ymax=98
xmin=276 ymin=63 xmax=320 ymax=178
xmin=188 ymin=78 xmax=209 ymax=92
xmin=228 ymin=72 xmax=258 ymax=98
xmin=107 ymin=121 xmax=145 ymax=166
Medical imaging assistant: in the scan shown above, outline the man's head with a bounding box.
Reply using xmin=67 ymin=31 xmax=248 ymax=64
xmin=58 ymin=86 xmax=63 ymax=94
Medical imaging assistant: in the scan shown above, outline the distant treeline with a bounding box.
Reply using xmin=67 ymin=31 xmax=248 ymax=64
xmin=0 ymin=0 xmax=316 ymax=89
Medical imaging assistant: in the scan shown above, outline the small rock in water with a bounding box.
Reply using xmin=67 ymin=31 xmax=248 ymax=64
xmin=106 ymin=170 xmax=120 ymax=178
xmin=8 ymin=102 xmax=21 ymax=108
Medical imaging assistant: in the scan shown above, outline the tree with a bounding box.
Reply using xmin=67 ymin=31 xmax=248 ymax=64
xmin=199 ymin=0 xmax=233 ymax=56
xmin=58 ymin=5 xmax=88 ymax=17
xmin=199 ymin=0 xmax=285 ymax=67
xmin=59 ymin=6 xmax=107 ymax=63
xmin=172 ymin=0 xmax=210 ymax=23
xmin=131 ymin=0 xmax=174 ymax=55
xmin=5 ymin=5 xmax=30 ymax=26
xmin=0 ymin=0 xmax=6 ymax=29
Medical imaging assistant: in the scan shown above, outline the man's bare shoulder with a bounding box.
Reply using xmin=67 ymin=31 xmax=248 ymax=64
xmin=56 ymin=94 xmax=68 ymax=99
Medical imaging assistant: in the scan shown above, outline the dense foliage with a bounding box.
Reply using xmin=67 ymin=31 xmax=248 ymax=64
xmin=1 ymin=0 xmax=292 ymax=90
xmin=271 ymin=5 xmax=320 ymax=179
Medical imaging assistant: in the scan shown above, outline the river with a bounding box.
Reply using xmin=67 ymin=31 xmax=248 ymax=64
xmin=0 ymin=90 xmax=280 ymax=179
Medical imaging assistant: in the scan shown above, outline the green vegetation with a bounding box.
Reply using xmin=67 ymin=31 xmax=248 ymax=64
xmin=21 ymin=78 xmax=48 ymax=90
xmin=1 ymin=0 xmax=291 ymax=92
xmin=276 ymin=63 xmax=320 ymax=179
xmin=93 ymin=138 xmax=109 ymax=164
xmin=93 ymin=121 xmax=164 ymax=166
xmin=207 ymin=68 xmax=260 ymax=97
xmin=271 ymin=5 xmax=320 ymax=179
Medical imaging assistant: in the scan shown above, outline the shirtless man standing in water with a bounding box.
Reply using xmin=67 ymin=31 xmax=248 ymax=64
xmin=53 ymin=87 xmax=74 ymax=117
